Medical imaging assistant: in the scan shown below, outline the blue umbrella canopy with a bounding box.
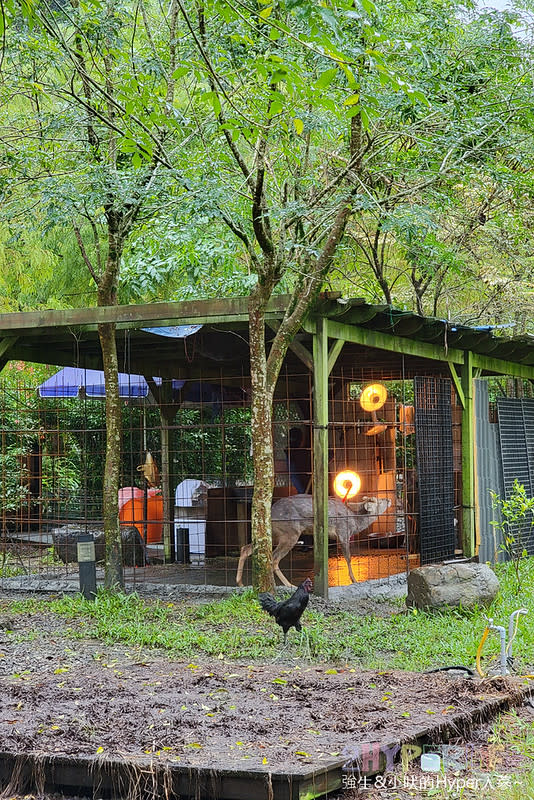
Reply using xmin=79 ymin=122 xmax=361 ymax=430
xmin=38 ymin=368 xmax=185 ymax=398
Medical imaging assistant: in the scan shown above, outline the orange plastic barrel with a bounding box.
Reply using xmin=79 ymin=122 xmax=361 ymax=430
xmin=118 ymin=487 xmax=163 ymax=543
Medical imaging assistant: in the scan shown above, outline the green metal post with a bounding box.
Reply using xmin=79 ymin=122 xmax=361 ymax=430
xmin=461 ymin=350 xmax=475 ymax=557
xmin=312 ymin=317 xmax=329 ymax=598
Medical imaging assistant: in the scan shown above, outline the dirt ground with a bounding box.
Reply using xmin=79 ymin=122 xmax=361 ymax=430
xmin=0 ymin=593 xmax=528 ymax=786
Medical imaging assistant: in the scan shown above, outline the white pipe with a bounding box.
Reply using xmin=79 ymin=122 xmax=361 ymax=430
xmin=488 ymin=622 xmax=508 ymax=676
xmin=508 ymin=609 xmax=528 ymax=660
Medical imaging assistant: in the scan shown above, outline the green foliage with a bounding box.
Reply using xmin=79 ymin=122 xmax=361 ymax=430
xmin=326 ymin=1 xmax=534 ymax=322
xmin=0 ymin=0 xmax=431 ymax=307
xmin=172 ymin=407 xmax=253 ymax=485
xmin=0 ymin=224 xmax=59 ymax=311
xmin=0 ymin=552 xmax=25 ymax=578
xmin=0 ymin=376 xmax=40 ymax=517
xmin=120 ymin=217 xmax=253 ymax=303
xmin=0 ymin=0 xmax=37 ymax=36
xmin=491 ymin=480 xmax=534 ymax=594
xmin=1 ymin=361 xmax=55 ymax=387
xmin=0 ymin=447 xmax=29 ymax=513
xmin=40 ymin=449 xmax=83 ymax=515
xmin=4 ymin=559 xmax=534 ymax=671
xmin=1 ymin=0 xmax=532 ymax=322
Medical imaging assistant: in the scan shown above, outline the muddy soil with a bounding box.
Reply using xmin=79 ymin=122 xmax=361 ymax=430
xmin=0 ymin=597 xmax=525 ymax=777
xmin=338 ymin=703 xmax=534 ymax=800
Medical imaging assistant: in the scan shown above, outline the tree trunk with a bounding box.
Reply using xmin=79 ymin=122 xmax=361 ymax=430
xmin=246 ymin=197 xmax=354 ymax=591
xmin=249 ymin=283 xmax=276 ymax=593
xmin=97 ymin=217 xmax=124 ymax=590
xmin=98 ymin=319 xmax=124 ymax=589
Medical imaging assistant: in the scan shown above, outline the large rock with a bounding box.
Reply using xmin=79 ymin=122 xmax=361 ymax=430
xmin=52 ymin=525 xmax=146 ymax=567
xmin=406 ymin=562 xmax=499 ymax=610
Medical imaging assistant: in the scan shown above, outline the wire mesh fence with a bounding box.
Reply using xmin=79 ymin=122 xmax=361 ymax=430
xmin=0 ymin=359 xmax=464 ymax=590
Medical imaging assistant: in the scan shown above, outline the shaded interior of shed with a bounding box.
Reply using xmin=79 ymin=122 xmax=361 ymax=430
xmin=4 ymin=295 xmax=531 ymax=588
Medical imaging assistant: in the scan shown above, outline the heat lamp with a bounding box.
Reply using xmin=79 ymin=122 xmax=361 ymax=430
xmin=359 ymin=383 xmax=388 ymax=436
xmin=334 ymin=470 xmax=361 ymax=503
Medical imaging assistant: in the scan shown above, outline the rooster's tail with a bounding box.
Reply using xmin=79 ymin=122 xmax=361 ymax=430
xmin=259 ymin=592 xmax=279 ymax=616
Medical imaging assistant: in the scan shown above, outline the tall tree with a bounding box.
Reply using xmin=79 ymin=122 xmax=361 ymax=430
xmin=167 ymin=0 xmax=422 ymax=589
xmin=1 ymin=0 xmax=184 ymax=586
xmin=1 ymin=0 xmax=426 ymax=591
xmin=328 ymin=1 xmax=533 ymax=321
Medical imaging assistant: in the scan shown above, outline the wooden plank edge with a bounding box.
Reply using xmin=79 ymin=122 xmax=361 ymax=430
xmin=0 ymin=680 xmax=531 ymax=799
xmin=347 ymin=678 xmax=534 ymax=778
xmin=0 ymin=748 xmax=343 ymax=800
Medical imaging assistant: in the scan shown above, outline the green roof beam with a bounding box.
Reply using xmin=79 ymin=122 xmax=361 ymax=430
xmin=267 ymin=321 xmax=313 ymax=371
xmin=304 ymin=319 xmax=466 ymax=365
xmin=471 ymin=353 xmax=534 ymax=380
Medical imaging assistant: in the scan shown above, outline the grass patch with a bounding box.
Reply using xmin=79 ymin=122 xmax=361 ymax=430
xmin=3 ymin=559 xmax=534 ymax=670
xmin=489 ymin=711 xmax=534 ymax=800
xmin=415 ymin=710 xmax=534 ymax=799
xmin=0 ymin=554 xmax=26 ymax=578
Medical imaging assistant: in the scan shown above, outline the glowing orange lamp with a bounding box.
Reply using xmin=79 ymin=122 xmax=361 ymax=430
xmin=359 ymin=383 xmax=388 ymax=436
xmin=359 ymin=383 xmax=387 ymax=412
xmin=334 ymin=470 xmax=361 ymax=503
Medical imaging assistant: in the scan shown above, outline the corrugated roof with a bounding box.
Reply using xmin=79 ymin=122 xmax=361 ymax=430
xmin=311 ymin=298 xmax=534 ymax=367
xmin=0 ymin=295 xmax=532 ymax=375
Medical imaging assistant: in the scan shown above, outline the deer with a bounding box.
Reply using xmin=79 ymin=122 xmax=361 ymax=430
xmin=235 ymin=494 xmax=391 ymax=587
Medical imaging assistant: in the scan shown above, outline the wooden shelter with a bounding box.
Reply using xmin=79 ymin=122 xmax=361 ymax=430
xmin=1 ymin=294 xmax=534 ymax=595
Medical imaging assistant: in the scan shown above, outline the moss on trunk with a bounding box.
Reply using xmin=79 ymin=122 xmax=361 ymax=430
xmin=98 ymin=319 xmax=124 ymax=589
xmin=249 ymin=284 xmax=276 ymax=593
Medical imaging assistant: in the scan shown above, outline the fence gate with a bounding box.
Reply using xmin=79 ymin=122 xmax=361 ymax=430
xmin=414 ymin=376 xmax=456 ymax=564
xmin=497 ymin=398 xmax=534 ymax=554
xmin=475 ymin=380 xmax=504 ymax=564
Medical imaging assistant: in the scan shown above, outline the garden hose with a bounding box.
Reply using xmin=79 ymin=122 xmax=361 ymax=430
xmin=431 ymin=617 xmax=530 ymax=681
xmin=425 ymin=665 xmax=475 ymax=676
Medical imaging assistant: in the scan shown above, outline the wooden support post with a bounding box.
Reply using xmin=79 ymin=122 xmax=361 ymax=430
xmin=461 ymin=351 xmax=475 ymax=557
xmin=160 ymin=408 xmax=173 ymax=562
xmin=0 ymin=337 xmax=17 ymax=372
xmin=328 ymin=338 xmax=345 ymax=375
xmin=312 ymin=318 xmax=329 ymax=598
xmin=448 ymin=363 xmax=465 ymax=409
xmin=267 ymin=320 xmax=313 ymax=370
xmin=147 ymin=377 xmax=177 ymax=563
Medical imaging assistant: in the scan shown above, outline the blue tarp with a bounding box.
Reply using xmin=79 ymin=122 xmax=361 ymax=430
xmin=38 ymin=325 xmax=203 ymax=397
xmin=141 ymin=325 xmax=203 ymax=338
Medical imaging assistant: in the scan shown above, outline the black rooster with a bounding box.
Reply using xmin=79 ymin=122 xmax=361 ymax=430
xmin=259 ymin=577 xmax=313 ymax=644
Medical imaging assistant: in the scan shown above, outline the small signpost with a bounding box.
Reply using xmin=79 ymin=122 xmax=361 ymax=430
xmin=77 ymin=534 xmax=97 ymax=599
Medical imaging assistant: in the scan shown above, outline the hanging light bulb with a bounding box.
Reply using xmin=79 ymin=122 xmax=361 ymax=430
xmin=359 ymin=383 xmax=388 ymax=412
xmin=334 ymin=470 xmax=361 ymax=503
